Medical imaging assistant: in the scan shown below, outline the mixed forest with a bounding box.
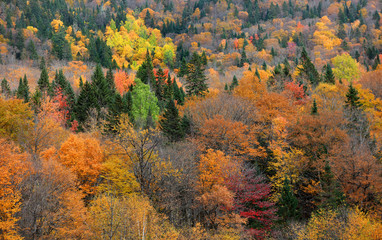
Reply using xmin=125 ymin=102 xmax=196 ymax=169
xmin=1 ymin=0 xmax=382 ymax=239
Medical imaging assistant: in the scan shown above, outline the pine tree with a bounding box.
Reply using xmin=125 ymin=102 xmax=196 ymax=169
xmin=1 ymin=78 xmax=11 ymax=97
xmin=39 ymin=57 xmax=46 ymax=70
xmin=345 ymin=83 xmax=361 ymax=109
xmin=255 ymin=68 xmax=260 ymax=79
xmin=27 ymin=40 xmax=38 ymax=60
xmin=299 ymin=47 xmax=320 ymax=86
xmin=262 ymin=61 xmax=267 ymax=70
xmin=159 ymin=99 xmax=184 ymax=141
xmin=38 ymin=66 xmax=50 ymax=92
xmin=311 ymin=99 xmax=318 ymax=115
xmin=105 ymin=67 xmax=116 ymax=93
xmin=91 ymin=64 xmax=113 ymax=111
xmin=75 ymin=81 xmax=95 ymax=123
xmin=15 ymin=29 xmax=25 ymax=60
xmin=154 ymin=67 xmax=166 ymax=103
xmin=185 ymin=52 xmax=208 ymax=96
xmin=324 ymin=64 xmax=335 ymax=84
xmin=136 ymin=50 xmax=155 ymax=87
xmin=319 ymin=161 xmax=345 ymax=209
xmin=230 ymin=75 xmax=239 ymax=91
xmin=278 ymin=178 xmax=300 ymax=221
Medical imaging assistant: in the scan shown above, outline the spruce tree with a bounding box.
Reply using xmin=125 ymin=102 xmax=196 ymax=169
xmin=22 ymin=75 xmax=30 ymax=102
xmin=185 ymin=52 xmax=208 ymax=96
xmin=311 ymin=99 xmax=318 ymax=115
xmin=136 ymin=50 xmax=155 ymax=86
xmin=1 ymin=78 xmax=11 ymax=97
xmin=27 ymin=40 xmax=38 ymax=60
xmin=320 ymin=161 xmax=345 ymax=209
xmin=278 ymin=178 xmax=300 ymax=221
xmin=154 ymin=67 xmax=166 ymax=103
xmin=75 ymin=81 xmax=95 ymax=123
xmin=91 ymin=64 xmax=113 ymax=111
xmin=15 ymin=29 xmax=25 ymax=60
xmin=230 ymin=75 xmax=239 ymax=91
xmin=345 ymin=83 xmax=361 ymax=109
xmin=159 ymin=98 xmax=184 ymax=141
xmin=299 ymin=47 xmax=320 ymax=86
xmin=38 ymin=66 xmax=50 ymax=92
xmin=105 ymin=67 xmax=116 ymax=93
xmin=324 ymin=64 xmax=335 ymax=84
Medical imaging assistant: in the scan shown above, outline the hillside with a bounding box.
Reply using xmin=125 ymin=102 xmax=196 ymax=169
xmin=1 ymin=0 xmax=382 ymax=239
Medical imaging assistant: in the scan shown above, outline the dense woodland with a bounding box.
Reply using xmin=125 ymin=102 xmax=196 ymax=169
xmin=1 ymin=0 xmax=382 ymax=239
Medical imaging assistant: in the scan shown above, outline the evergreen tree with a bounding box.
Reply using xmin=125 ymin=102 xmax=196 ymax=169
xmin=298 ymin=47 xmax=320 ymax=86
xmin=27 ymin=40 xmax=38 ymax=60
xmin=255 ymin=68 xmax=260 ymax=79
xmin=154 ymin=67 xmax=166 ymax=103
xmin=319 ymin=161 xmax=345 ymax=209
xmin=159 ymin=98 xmax=184 ymax=141
xmin=178 ymin=58 xmax=188 ymax=77
xmin=15 ymin=29 xmax=25 ymax=60
xmin=278 ymin=178 xmax=300 ymax=221
xmin=39 ymin=57 xmax=46 ymax=70
xmin=262 ymin=61 xmax=267 ymax=70
xmin=51 ymin=28 xmax=72 ymax=60
xmin=345 ymin=83 xmax=361 ymax=109
xmin=230 ymin=75 xmax=239 ymax=91
xmin=1 ymin=78 xmax=11 ymax=97
xmin=136 ymin=50 xmax=155 ymax=87
xmin=324 ymin=64 xmax=335 ymax=84
xmin=105 ymin=67 xmax=116 ymax=93
xmin=75 ymin=81 xmax=95 ymax=123
xmin=337 ymin=23 xmax=346 ymax=40
xmin=90 ymin=64 xmax=113 ymax=112
xmin=185 ymin=52 xmax=208 ymax=96
xmin=311 ymin=99 xmax=318 ymax=115
xmin=38 ymin=66 xmax=50 ymax=92
xmin=201 ymin=51 xmax=207 ymax=65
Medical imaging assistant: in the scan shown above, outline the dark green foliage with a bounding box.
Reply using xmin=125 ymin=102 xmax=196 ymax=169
xmin=91 ymin=64 xmax=113 ymax=111
xmin=17 ymin=75 xmax=30 ymax=102
xmin=88 ymin=37 xmax=113 ymax=68
xmin=154 ymin=67 xmax=166 ymax=104
xmin=324 ymin=64 xmax=335 ymax=84
xmin=278 ymin=178 xmax=300 ymax=221
xmin=31 ymin=88 xmax=43 ymax=112
xmin=262 ymin=61 xmax=267 ymax=70
xmin=159 ymin=99 xmax=184 ymax=141
xmin=298 ymin=48 xmax=320 ymax=86
xmin=255 ymin=68 xmax=260 ymax=79
xmin=39 ymin=57 xmax=46 ymax=71
xmin=1 ymin=78 xmax=11 ymax=97
xmin=51 ymin=28 xmax=72 ymax=60
xmin=136 ymin=50 xmax=155 ymax=86
xmin=345 ymin=83 xmax=361 ymax=109
xmin=15 ymin=29 xmax=25 ymax=60
xmin=105 ymin=67 xmax=116 ymax=93
xmin=38 ymin=66 xmax=50 ymax=92
xmin=27 ymin=40 xmax=38 ymax=60
xmin=185 ymin=52 xmax=208 ymax=96
xmin=311 ymin=99 xmax=318 ymax=115
xmin=337 ymin=23 xmax=346 ymax=39
xmin=75 ymin=81 xmax=96 ymax=123
xmin=319 ymin=161 xmax=345 ymax=209
xmin=230 ymin=75 xmax=239 ymax=91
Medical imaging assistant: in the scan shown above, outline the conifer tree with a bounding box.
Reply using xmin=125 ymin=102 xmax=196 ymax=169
xmin=230 ymin=75 xmax=239 ymax=91
xmin=75 ymin=81 xmax=95 ymax=123
xmin=311 ymin=99 xmax=318 ymax=115
xmin=278 ymin=178 xmax=300 ymax=221
xmin=105 ymin=67 xmax=116 ymax=93
xmin=136 ymin=50 xmax=155 ymax=87
xmin=154 ymin=67 xmax=166 ymax=103
xmin=159 ymin=98 xmax=184 ymax=141
xmin=27 ymin=40 xmax=38 ymax=60
xmin=324 ymin=64 xmax=335 ymax=84
xmin=345 ymin=83 xmax=361 ymax=109
xmin=298 ymin=47 xmax=320 ymax=86
xmin=91 ymin=64 xmax=113 ymax=111
xmin=38 ymin=66 xmax=50 ymax=92
xmin=1 ymin=78 xmax=11 ymax=97
xmin=185 ymin=52 xmax=208 ymax=96
xmin=319 ymin=161 xmax=345 ymax=209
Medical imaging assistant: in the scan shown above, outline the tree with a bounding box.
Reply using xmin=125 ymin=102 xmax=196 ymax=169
xmin=230 ymin=75 xmax=239 ymax=91
xmin=324 ymin=64 xmax=335 ymax=84
xmin=298 ymin=47 xmax=320 ymax=86
xmin=159 ymin=99 xmax=184 ymax=141
xmin=136 ymin=50 xmax=155 ymax=86
xmin=0 ymin=139 xmax=28 ymax=240
xmin=345 ymin=83 xmax=361 ymax=109
xmin=16 ymin=75 xmax=30 ymax=102
xmin=277 ymin=178 xmax=300 ymax=221
xmin=27 ymin=40 xmax=38 ymax=60
xmin=15 ymin=29 xmax=25 ymax=60
xmin=51 ymin=28 xmax=72 ymax=60
xmin=38 ymin=66 xmax=50 ymax=93
xmin=58 ymin=134 xmax=104 ymax=197
xmin=185 ymin=52 xmax=208 ymax=96
xmin=1 ymin=78 xmax=11 ymax=98
xmin=332 ymin=53 xmax=360 ymax=82
xmin=131 ymin=79 xmax=160 ymax=127
xmin=227 ymin=167 xmax=277 ymax=239
xmin=311 ymin=99 xmax=318 ymax=115
xmin=91 ymin=64 xmax=114 ymax=111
